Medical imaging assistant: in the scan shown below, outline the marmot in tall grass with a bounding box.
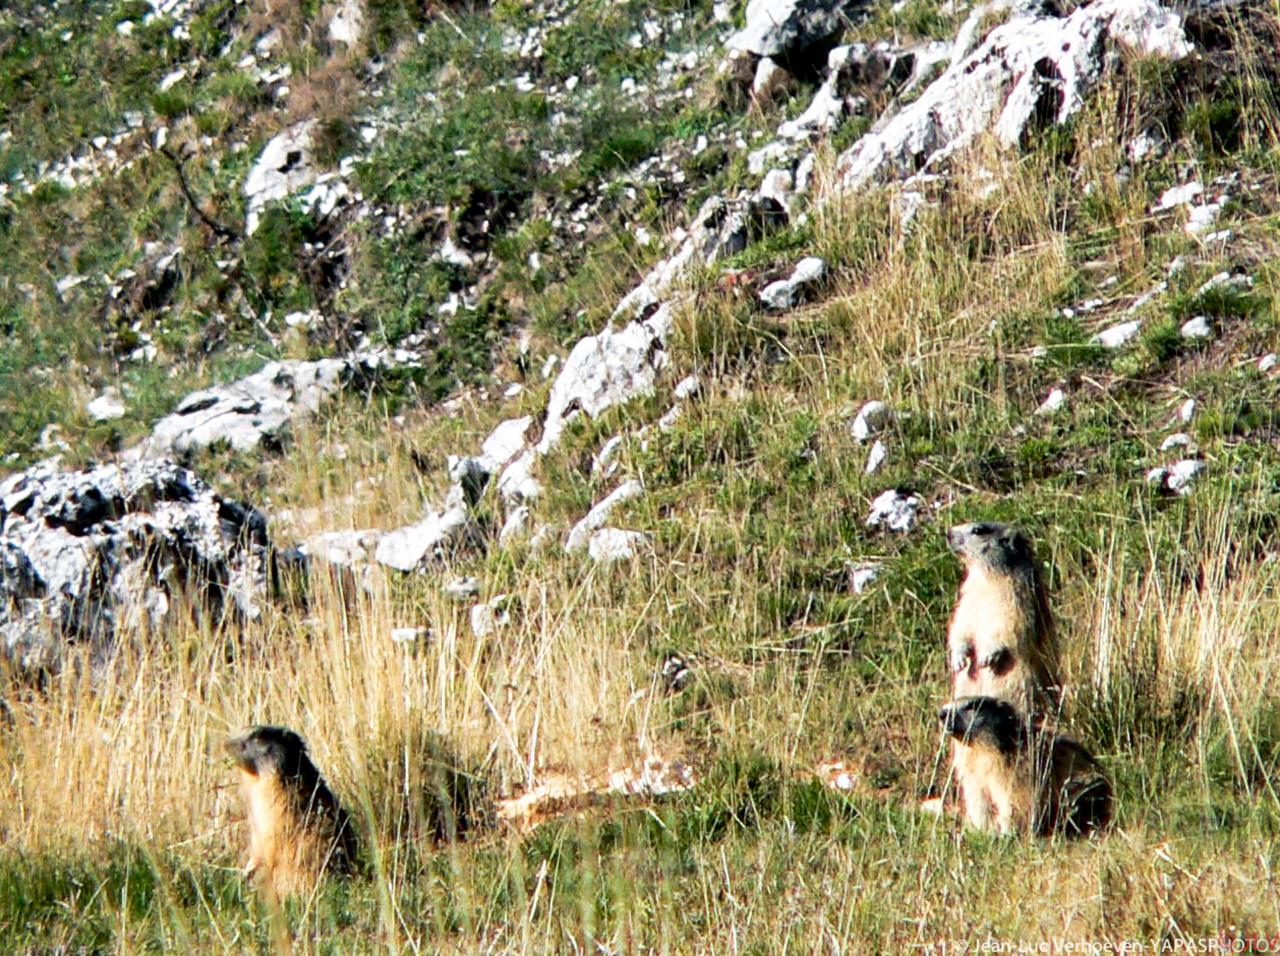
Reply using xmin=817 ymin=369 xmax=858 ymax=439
xmin=225 ymin=726 xmax=359 ymax=900
xmin=946 ymin=522 xmax=1061 ymax=716
xmin=939 ymin=696 xmax=1111 ymax=837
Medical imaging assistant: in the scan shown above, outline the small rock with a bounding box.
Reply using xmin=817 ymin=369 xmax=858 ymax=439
xmin=1259 ymin=353 xmax=1278 ymax=373
xmin=1034 ymin=388 xmax=1067 ymax=416
xmin=566 ymin=480 xmax=645 ymax=554
xmin=758 ymin=256 xmax=826 ymax=311
xmin=471 ymin=596 xmax=513 ymax=637
xmin=1185 ymin=202 xmax=1224 ymax=236
xmin=866 ymin=490 xmax=920 ymax=533
xmin=673 ymin=375 xmax=702 ymax=401
xmin=86 ymin=388 xmax=126 ymax=422
xmin=1197 ymin=271 xmax=1253 ymax=297
xmin=865 ymin=439 xmax=888 ymax=475
xmin=391 ymin=626 xmax=430 ymax=645
xmin=443 ymin=577 xmax=481 ymax=600
xmin=1180 ymin=316 xmax=1212 ymax=340
xmin=588 ymin=528 xmax=653 ymax=563
xmin=1153 ymin=181 xmax=1203 ymax=211
xmin=1178 ymin=398 xmax=1196 ymax=423
xmin=1147 ymin=459 xmax=1204 ymax=497
xmin=1160 ymin=433 xmax=1192 ymax=452
xmin=499 ymin=506 xmax=530 ymax=546
xmin=1091 ymin=320 xmax=1142 ymax=349
xmin=851 ymin=400 xmax=892 ymax=442
xmin=848 ymin=563 xmax=881 ymax=594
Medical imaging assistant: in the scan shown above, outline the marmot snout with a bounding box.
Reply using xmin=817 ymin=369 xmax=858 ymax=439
xmin=226 ymin=725 xmax=359 ymax=900
xmin=939 ymin=696 xmax=1111 ymax=838
xmin=945 ymin=522 xmax=1061 ymax=715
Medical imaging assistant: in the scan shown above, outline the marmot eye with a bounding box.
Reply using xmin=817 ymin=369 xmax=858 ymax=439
xmin=971 ymin=523 xmax=994 ymax=536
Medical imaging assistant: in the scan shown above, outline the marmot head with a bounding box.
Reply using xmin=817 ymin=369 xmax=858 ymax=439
xmin=939 ymin=697 xmax=1026 ymax=757
xmin=946 ymin=522 xmax=1036 ymax=574
xmin=225 ymin=725 xmax=311 ymax=780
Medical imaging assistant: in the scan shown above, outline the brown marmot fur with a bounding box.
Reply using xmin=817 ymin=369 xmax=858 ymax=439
xmin=939 ymin=696 xmax=1111 ymax=837
xmin=946 ymin=522 xmax=1061 ymax=716
xmin=225 ymin=726 xmax=359 ymax=900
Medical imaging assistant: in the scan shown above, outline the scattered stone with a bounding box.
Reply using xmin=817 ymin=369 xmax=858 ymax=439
xmin=86 ymin=388 xmax=126 ymax=422
xmin=390 ymin=626 xmax=429 ymax=645
xmin=1179 ymin=316 xmax=1212 ymax=341
xmin=1153 ymin=181 xmax=1203 ymax=211
xmin=673 ymin=375 xmax=702 ymax=401
xmin=866 ymin=489 xmax=920 ymax=533
xmin=588 ymin=528 xmax=653 ymax=563
xmin=566 ymin=480 xmax=645 ymax=554
xmin=497 ymin=449 xmax=543 ymax=505
xmin=1178 ymin=398 xmax=1196 ymax=423
xmin=471 ymin=595 xmax=513 ymax=638
xmin=244 ymin=121 xmax=319 ymax=236
xmin=1034 ymin=387 xmax=1067 ymax=416
xmin=443 ymin=577 xmax=481 ymax=601
xmin=1196 ymin=271 xmax=1253 ymax=297
xmin=1185 ymin=202 xmax=1224 ymax=236
xmin=851 ymin=400 xmax=892 ymax=442
xmin=758 ymin=256 xmax=826 ymax=310
xmin=1160 ymin=433 xmax=1192 ymax=452
xmin=372 ymin=499 xmax=477 ymax=572
xmin=329 ymin=0 xmax=364 ymax=48
xmin=299 ymin=529 xmax=379 ymax=567
xmin=865 ymin=439 xmax=888 ymax=475
xmin=480 ymin=417 xmax=534 ymax=473
xmin=1091 ymin=319 xmax=1141 ymax=349
xmin=1259 ymin=353 xmax=1278 ymax=373
xmin=498 ymin=506 xmax=531 ymax=546
xmin=1146 ymin=459 xmax=1204 ymax=497
xmin=847 ymin=562 xmax=881 ymax=594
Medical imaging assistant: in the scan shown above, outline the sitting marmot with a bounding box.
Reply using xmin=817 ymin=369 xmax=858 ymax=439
xmin=946 ymin=522 xmax=1062 ymax=716
xmin=225 ymin=726 xmax=359 ymax=900
xmin=939 ymin=696 xmax=1111 ymax=837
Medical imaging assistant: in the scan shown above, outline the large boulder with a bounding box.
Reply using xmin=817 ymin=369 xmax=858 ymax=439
xmin=0 ymin=459 xmax=271 ymax=668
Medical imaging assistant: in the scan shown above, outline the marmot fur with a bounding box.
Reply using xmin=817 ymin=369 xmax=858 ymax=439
xmin=946 ymin=522 xmax=1061 ymax=716
xmin=939 ymin=696 xmax=1111 ymax=837
xmin=225 ymin=726 xmax=359 ymax=899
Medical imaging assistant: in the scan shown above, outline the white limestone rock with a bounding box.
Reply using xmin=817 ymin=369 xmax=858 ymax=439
xmin=566 ymin=480 xmax=645 ymax=554
xmin=588 ymin=528 xmax=653 ymax=563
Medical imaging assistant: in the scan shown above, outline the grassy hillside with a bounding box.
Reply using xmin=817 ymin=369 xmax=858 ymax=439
xmin=3 ymin=0 xmax=1280 ymax=951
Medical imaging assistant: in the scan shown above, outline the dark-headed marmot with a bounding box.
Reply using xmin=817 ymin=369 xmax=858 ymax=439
xmin=939 ymin=696 xmax=1111 ymax=837
xmin=946 ymin=522 xmax=1061 ymax=716
xmin=225 ymin=726 xmax=359 ymax=900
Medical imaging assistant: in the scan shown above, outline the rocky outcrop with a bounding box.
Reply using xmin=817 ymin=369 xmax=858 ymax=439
xmin=134 ymin=352 xmax=419 ymax=461
xmin=0 ymin=459 xmax=271 ymax=668
xmin=727 ymin=0 xmax=862 ymax=59
xmin=836 ymin=0 xmax=1191 ymax=190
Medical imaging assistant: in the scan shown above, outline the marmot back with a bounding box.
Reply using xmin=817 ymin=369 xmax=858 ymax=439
xmin=945 ymin=522 xmax=1061 ymax=716
xmin=939 ymin=696 xmax=1111 ymax=837
xmin=225 ymin=725 xmax=359 ymax=900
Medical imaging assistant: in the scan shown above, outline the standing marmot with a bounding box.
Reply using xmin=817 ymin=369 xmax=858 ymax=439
xmin=946 ymin=522 xmax=1061 ymax=716
xmin=939 ymin=696 xmax=1111 ymax=837
xmin=225 ymin=726 xmax=359 ymax=900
